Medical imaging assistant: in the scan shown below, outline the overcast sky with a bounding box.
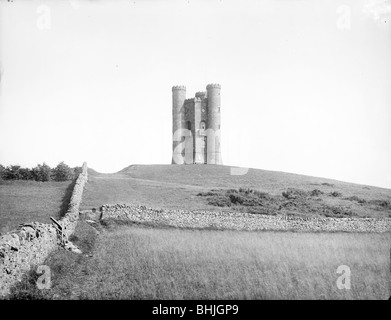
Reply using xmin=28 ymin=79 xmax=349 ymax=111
xmin=0 ymin=0 xmax=390 ymax=188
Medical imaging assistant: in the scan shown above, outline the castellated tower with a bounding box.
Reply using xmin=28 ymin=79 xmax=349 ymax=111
xmin=172 ymin=84 xmax=222 ymax=165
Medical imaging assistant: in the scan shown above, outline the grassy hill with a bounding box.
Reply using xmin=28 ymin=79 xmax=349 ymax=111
xmin=81 ymin=164 xmax=391 ymax=218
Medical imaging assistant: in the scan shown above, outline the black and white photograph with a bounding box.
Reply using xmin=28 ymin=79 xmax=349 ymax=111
xmin=0 ymin=0 xmax=390 ymax=307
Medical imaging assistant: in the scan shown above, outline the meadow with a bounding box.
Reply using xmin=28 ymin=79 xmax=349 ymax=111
xmin=9 ymin=220 xmax=391 ymax=300
xmin=0 ymin=179 xmax=74 ymax=234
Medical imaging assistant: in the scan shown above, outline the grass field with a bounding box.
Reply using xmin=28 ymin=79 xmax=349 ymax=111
xmin=81 ymin=165 xmax=391 ymax=218
xmin=10 ymin=220 xmax=391 ymax=300
xmin=4 ymin=164 xmax=391 ymax=300
xmin=0 ymin=179 xmax=74 ymax=234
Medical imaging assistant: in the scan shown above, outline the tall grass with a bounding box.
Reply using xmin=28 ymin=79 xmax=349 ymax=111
xmin=13 ymin=223 xmax=390 ymax=300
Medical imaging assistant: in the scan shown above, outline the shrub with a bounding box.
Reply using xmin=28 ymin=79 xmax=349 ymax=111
xmin=368 ymin=200 xmax=390 ymax=208
xmin=200 ymin=188 xmax=271 ymax=208
xmin=2 ymin=165 xmax=22 ymax=180
xmin=310 ymin=189 xmax=323 ymax=197
xmin=243 ymin=195 xmax=264 ymax=206
xmin=321 ymin=183 xmax=334 ymax=187
xmin=32 ymin=163 xmax=52 ymax=182
xmin=253 ymin=190 xmax=270 ymax=199
xmin=330 ymin=191 xmax=342 ymax=197
xmin=73 ymin=166 xmax=83 ymax=176
xmin=238 ymin=187 xmax=252 ymax=194
xmin=282 ymin=188 xmax=307 ymax=199
xmin=344 ymin=196 xmax=366 ymax=204
xmin=208 ymin=196 xmax=232 ymax=207
xmin=18 ymin=168 xmax=33 ymax=180
xmin=323 ymin=206 xmax=355 ymax=218
xmin=229 ymin=194 xmax=246 ymax=205
xmin=197 ymin=191 xmax=219 ymax=197
xmin=0 ymin=162 xmax=74 ymax=181
xmin=53 ymin=162 xmax=75 ymax=181
xmin=279 ymin=201 xmax=297 ymax=210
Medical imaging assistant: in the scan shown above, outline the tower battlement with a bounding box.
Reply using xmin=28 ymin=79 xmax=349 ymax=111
xmin=206 ymin=83 xmax=221 ymax=89
xmin=185 ymin=97 xmax=202 ymax=103
xmin=172 ymin=84 xmax=222 ymax=165
xmin=172 ymin=85 xmax=186 ymax=91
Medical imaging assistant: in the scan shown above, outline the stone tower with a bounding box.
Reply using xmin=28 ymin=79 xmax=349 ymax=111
xmin=172 ymin=84 xmax=222 ymax=165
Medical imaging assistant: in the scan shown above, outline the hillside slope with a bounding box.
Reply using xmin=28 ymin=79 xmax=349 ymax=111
xmin=80 ymin=164 xmax=391 ymax=218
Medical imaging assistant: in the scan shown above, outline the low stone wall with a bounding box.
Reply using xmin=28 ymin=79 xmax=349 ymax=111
xmin=0 ymin=162 xmax=88 ymax=297
xmin=100 ymin=204 xmax=391 ymax=233
xmin=60 ymin=163 xmax=88 ymax=238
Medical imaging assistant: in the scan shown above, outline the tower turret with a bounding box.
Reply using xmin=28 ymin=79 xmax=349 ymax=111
xmin=172 ymin=85 xmax=186 ymax=164
xmin=206 ymin=83 xmax=222 ymax=164
xmin=195 ymin=91 xmax=206 ymax=99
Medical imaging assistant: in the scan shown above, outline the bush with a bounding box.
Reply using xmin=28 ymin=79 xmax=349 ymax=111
xmin=0 ymin=162 xmax=75 ymax=181
xmin=73 ymin=166 xmax=83 ymax=176
xmin=330 ymin=191 xmax=342 ymax=197
xmin=31 ymin=163 xmax=52 ymax=182
xmin=53 ymin=162 xmax=75 ymax=181
xmin=322 ymin=205 xmax=355 ymax=218
xmin=238 ymin=187 xmax=269 ymax=199
xmin=310 ymin=189 xmax=323 ymax=197
xmin=2 ymin=165 xmax=22 ymax=180
xmin=368 ymin=200 xmax=390 ymax=208
xmin=344 ymin=196 xmax=366 ymax=204
xmin=229 ymin=194 xmax=245 ymax=205
xmin=282 ymin=188 xmax=307 ymax=199
xmin=200 ymin=188 xmax=271 ymax=208
xmin=208 ymin=196 xmax=232 ymax=207
xmin=18 ymin=168 xmax=33 ymax=180
xmin=197 ymin=191 xmax=219 ymax=197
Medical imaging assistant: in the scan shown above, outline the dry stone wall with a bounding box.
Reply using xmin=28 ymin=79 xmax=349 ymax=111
xmin=100 ymin=203 xmax=391 ymax=233
xmin=60 ymin=163 xmax=88 ymax=238
xmin=0 ymin=162 xmax=88 ymax=297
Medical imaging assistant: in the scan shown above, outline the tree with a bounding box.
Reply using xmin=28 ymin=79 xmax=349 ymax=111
xmin=0 ymin=164 xmax=4 ymax=179
xmin=18 ymin=168 xmax=33 ymax=180
xmin=73 ymin=166 xmax=82 ymax=176
xmin=2 ymin=165 xmax=22 ymax=180
xmin=32 ymin=163 xmax=52 ymax=181
xmin=53 ymin=162 xmax=74 ymax=181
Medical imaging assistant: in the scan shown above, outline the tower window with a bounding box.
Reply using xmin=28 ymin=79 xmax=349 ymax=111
xmin=187 ymin=121 xmax=192 ymax=130
xmin=200 ymin=121 xmax=206 ymax=130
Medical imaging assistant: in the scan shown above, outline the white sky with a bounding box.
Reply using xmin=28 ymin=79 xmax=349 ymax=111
xmin=0 ymin=0 xmax=390 ymax=188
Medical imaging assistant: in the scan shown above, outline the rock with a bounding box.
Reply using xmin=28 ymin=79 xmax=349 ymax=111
xmin=0 ymin=233 xmax=20 ymax=250
xmin=64 ymin=241 xmax=82 ymax=254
